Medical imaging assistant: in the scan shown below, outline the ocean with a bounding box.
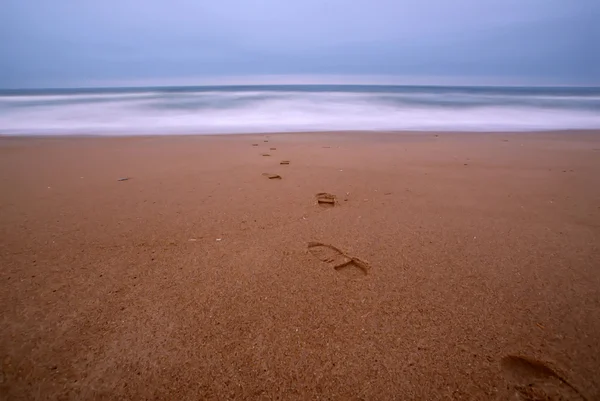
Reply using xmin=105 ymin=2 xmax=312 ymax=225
xmin=1 ymin=85 xmax=599 ymax=135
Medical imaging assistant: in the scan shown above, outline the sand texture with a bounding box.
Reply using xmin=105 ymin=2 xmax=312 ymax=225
xmin=1 ymin=131 xmax=599 ymax=400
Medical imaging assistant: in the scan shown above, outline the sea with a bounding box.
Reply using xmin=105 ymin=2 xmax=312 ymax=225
xmin=1 ymin=85 xmax=599 ymax=135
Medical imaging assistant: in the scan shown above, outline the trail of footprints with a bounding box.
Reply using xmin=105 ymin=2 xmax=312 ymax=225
xmin=252 ymin=137 xmax=588 ymax=399
xmin=254 ymin=137 xmax=367 ymax=278
xmin=257 ymin=137 xmax=289 ymax=179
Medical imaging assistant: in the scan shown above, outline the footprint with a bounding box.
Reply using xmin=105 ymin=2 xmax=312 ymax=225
xmin=307 ymin=242 xmax=370 ymax=277
xmin=500 ymin=355 xmax=587 ymax=401
xmin=261 ymin=153 xmax=271 ymax=157
xmin=270 ymin=147 xmax=277 ymax=150
xmin=280 ymin=160 xmax=290 ymax=165
xmin=262 ymin=173 xmax=282 ymax=180
xmin=252 ymin=144 xmax=259 ymax=146
xmin=316 ymin=192 xmax=336 ymax=207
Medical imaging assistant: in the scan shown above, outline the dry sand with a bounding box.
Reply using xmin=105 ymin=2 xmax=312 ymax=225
xmin=1 ymin=131 xmax=599 ymax=400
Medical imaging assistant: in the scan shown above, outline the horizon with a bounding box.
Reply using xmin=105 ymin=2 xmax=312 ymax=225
xmin=2 ymin=78 xmax=600 ymax=92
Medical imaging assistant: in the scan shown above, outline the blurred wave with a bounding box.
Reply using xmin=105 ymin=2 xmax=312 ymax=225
xmin=1 ymin=85 xmax=599 ymax=134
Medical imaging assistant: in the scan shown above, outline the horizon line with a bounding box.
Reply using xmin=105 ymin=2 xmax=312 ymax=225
xmin=2 ymin=74 xmax=599 ymax=91
xmin=2 ymin=83 xmax=600 ymax=92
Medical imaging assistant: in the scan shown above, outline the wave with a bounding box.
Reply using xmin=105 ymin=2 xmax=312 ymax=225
xmin=1 ymin=86 xmax=599 ymax=134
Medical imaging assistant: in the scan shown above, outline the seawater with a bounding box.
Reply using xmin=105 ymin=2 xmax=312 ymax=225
xmin=1 ymin=85 xmax=599 ymax=135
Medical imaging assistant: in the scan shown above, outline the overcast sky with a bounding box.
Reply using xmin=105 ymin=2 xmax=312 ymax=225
xmin=1 ymin=0 xmax=598 ymax=88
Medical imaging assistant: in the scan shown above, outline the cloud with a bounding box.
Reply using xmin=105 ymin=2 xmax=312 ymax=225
xmin=1 ymin=0 xmax=598 ymax=87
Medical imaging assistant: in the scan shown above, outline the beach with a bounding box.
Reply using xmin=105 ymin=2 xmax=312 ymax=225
xmin=1 ymin=131 xmax=599 ymax=400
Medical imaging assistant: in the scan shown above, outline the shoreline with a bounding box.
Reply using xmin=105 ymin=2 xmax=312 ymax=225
xmin=2 ymin=128 xmax=600 ymax=140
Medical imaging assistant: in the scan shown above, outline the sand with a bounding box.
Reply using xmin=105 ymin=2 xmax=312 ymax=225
xmin=1 ymin=131 xmax=599 ymax=400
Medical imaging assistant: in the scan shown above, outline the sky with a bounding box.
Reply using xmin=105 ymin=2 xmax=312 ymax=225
xmin=0 ymin=0 xmax=598 ymax=88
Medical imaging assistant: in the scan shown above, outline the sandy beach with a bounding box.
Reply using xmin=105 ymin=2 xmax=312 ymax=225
xmin=1 ymin=131 xmax=599 ymax=400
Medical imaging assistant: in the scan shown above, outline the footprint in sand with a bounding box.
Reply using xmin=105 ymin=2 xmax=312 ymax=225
xmin=500 ymin=355 xmax=587 ymax=401
xmin=307 ymin=242 xmax=370 ymax=277
xmin=261 ymin=173 xmax=282 ymax=180
xmin=261 ymin=153 xmax=271 ymax=157
xmin=280 ymin=160 xmax=290 ymax=165
xmin=252 ymin=144 xmax=259 ymax=146
xmin=316 ymin=192 xmax=336 ymax=207
xmin=270 ymin=147 xmax=277 ymax=150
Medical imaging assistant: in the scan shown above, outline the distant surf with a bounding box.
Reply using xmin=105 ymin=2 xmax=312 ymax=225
xmin=1 ymin=85 xmax=599 ymax=135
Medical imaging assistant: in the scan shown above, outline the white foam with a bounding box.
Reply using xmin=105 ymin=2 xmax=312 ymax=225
xmin=1 ymin=90 xmax=599 ymax=135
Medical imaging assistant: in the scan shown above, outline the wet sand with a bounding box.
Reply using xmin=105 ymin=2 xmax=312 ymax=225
xmin=1 ymin=131 xmax=599 ymax=400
